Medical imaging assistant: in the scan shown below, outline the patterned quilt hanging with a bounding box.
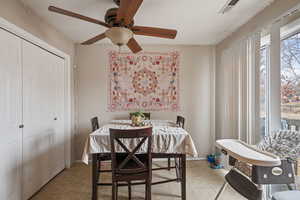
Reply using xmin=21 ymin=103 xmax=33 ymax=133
xmin=108 ymin=51 xmax=180 ymax=111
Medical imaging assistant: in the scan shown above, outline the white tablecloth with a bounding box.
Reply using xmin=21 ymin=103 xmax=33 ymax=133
xmin=82 ymin=120 xmax=198 ymax=164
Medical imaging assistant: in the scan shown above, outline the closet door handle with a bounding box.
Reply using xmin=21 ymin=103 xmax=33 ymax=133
xmin=54 ymin=117 xmax=58 ymax=121
xmin=19 ymin=124 xmax=24 ymax=129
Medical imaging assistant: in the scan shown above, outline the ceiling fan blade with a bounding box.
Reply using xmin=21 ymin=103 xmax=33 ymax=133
xmin=132 ymin=26 xmax=177 ymax=39
xmin=117 ymin=0 xmax=143 ymax=25
xmin=127 ymin=38 xmax=142 ymax=53
xmin=116 ymin=0 xmax=128 ymax=22
xmin=48 ymin=6 xmax=110 ymax=28
xmin=81 ymin=33 xmax=106 ymax=45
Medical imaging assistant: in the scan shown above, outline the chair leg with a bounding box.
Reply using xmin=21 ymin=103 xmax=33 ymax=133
xmin=112 ymin=181 xmax=118 ymax=200
xmin=168 ymin=158 xmax=171 ymax=170
xmin=128 ymin=181 xmax=132 ymax=200
xmin=97 ymin=160 xmax=101 ymax=183
xmin=181 ymin=155 xmax=186 ymax=200
xmin=116 ymin=183 xmax=118 ymax=200
xmin=146 ymin=179 xmax=151 ymax=200
xmin=112 ymin=182 xmax=115 ymax=200
xmin=92 ymin=154 xmax=98 ymax=200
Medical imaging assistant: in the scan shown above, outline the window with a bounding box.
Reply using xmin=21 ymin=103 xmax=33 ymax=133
xmin=281 ymin=32 xmax=300 ymax=131
xmin=260 ymin=29 xmax=300 ymax=137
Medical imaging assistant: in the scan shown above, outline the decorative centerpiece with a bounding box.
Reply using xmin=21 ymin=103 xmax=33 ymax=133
xmin=130 ymin=111 xmax=145 ymax=126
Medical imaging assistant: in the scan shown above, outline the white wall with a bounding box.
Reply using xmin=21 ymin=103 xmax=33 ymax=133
xmin=215 ymin=0 xmax=300 ymax=140
xmin=75 ymin=44 xmax=215 ymax=160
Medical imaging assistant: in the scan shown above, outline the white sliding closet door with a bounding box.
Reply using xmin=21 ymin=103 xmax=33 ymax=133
xmin=22 ymin=41 xmax=65 ymax=199
xmin=49 ymin=55 xmax=65 ymax=178
xmin=0 ymin=29 xmax=22 ymax=200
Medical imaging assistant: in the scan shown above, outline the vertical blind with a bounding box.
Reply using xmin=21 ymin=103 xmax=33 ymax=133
xmin=219 ymin=32 xmax=261 ymax=144
xmin=218 ymin=7 xmax=300 ymax=144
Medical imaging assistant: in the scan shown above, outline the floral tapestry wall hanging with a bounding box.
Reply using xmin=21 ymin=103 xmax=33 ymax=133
xmin=108 ymin=51 xmax=180 ymax=111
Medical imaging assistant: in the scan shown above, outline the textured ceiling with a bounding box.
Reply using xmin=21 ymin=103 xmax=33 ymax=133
xmin=20 ymin=0 xmax=274 ymax=45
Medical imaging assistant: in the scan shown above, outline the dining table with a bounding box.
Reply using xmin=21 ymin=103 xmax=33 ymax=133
xmin=82 ymin=120 xmax=198 ymax=200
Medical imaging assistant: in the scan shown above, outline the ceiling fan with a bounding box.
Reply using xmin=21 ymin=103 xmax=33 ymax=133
xmin=48 ymin=0 xmax=178 ymax=53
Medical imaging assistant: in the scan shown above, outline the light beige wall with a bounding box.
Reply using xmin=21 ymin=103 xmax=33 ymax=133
xmin=75 ymin=44 xmax=215 ymax=159
xmin=0 ymin=0 xmax=76 ymax=161
xmin=215 ymin=0 xmax=300 ymax=139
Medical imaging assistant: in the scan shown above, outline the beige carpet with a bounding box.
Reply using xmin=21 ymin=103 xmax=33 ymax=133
xmin=31 ymin=160 xmax=247 ymax=200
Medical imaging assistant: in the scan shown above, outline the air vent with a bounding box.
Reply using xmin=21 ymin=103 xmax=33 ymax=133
xmin=219 ymin=0 xmax=241 ymax=14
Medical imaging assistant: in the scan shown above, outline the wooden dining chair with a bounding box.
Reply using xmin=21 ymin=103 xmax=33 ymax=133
xmin=90 ymin=117 xmax=111 ymax=179
xmin=167 ymin=116 xmax=186 ymax=172
xmin=91 ymin=116 xmax=100 ymax=132
xmin=110 ymin=127 xmax=152 ymax=200
xmin=129 ymin=112 xmax=151 ymax=120
xmin=176 ymin=116 xmax=185 ymax=129
xmin=143 ymin=113 xmax=151 ymax=120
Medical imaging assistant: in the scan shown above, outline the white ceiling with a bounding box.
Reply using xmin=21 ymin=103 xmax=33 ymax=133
xmin=20 ymin=0 xmax=274 ymax=45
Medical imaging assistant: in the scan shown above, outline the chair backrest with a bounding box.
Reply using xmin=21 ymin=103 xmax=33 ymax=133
xmin=91 ymin=117 xmax=99 ymax=132
xmin=129 ymin=112 xmax=151 ymax=120
xmin=143 ymin=113 xmax=151 ymax=120
xmin=109 ymin=127 xmax=152 ymax=174
xmin=176 ymin=116 xmax=185 ymax=129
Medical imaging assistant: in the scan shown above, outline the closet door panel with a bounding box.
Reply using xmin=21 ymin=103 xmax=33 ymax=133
xmin=22 ymin=41 xmax=58 ymax=199
xmin=50 ymin=56 xmax=65 ymax=177
xmin=0 ymin=29 xmax=22 ymax=200
xmin=22 ymin=135 xmax=51 ymax=199
xmin=0 ymin=143 xmax=22 ymax=200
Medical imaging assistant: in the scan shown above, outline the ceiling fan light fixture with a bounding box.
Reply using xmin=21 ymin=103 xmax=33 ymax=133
xmin=105 ymin=27 xmax=133 ymax=46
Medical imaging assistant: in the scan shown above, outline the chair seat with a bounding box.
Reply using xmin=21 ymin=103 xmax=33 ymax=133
xmin=116 ymin=153 xmax=149 ymax=171
xmin=99 ymin=153 xmax=111 ymax=161
xmin=272 ymin=191 xmax=300 ymax=200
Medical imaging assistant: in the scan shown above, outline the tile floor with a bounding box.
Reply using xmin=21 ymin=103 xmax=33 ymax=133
xmin=32 ymin=160 xmax=247 ymax=200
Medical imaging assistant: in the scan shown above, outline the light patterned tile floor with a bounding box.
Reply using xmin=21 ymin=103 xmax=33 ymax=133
xmin=31 ymin=161 xmax=248 ymax=200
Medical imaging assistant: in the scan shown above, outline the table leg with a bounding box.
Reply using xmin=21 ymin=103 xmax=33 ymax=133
xmin=181 ymin=154 xmax=186 ymax=200
xmin=175 ymin=158 xmax=182 ymax=181
xmin=92 ymin=154 xmax=98 ymax=200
